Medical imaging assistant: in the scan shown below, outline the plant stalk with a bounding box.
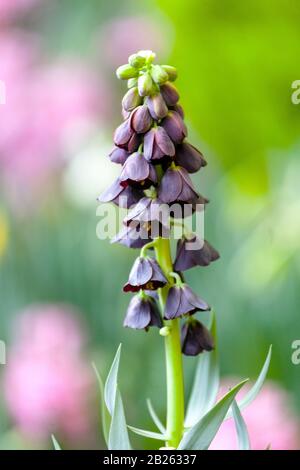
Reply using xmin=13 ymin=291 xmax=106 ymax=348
xmin=155 ymin=237 xmax=185 ymax=448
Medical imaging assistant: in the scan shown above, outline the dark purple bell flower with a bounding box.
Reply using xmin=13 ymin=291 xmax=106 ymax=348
xmin=123 ymin=256 xmax=167 ymax=292
xmin=144 ymin=126 xmax=175 ymax=163
xmin=119 ymin=152 xmax=157 ymax=189
xmin=161 ymin=111 xmax=187 ymax=144
xmin=158 ymin=165 xmax=199 ymax=204
xmin=160 ymin=82 xmax=179 ymax=106
xmin=174 ymin=142 xmax=207 ymax=173
xmin=112 ymin=223 xmax=151 ymax=249
xmin=170 ymin=104 xmax=184 ymax=119
xmin=98 ymin=178 xmax=142 ymax=208
xmin=114 ymin=119 xmax=141 ymax=152
xmin=174 ymin=236 xmax=220 ymax=271
xmin=124 ymin=294 xmax=162 ymax=330
xmin=181 ymin=319 xmax=214 ymax=356
xmin=108 ymin=146 xmax=129 ymax=165
xmin=124 ymin=197 xmax=170 ymax=238
xmin=164 ymin=284 xmax=210 ymax=320
xmin=122 ymin=86 xmax=142 ymax=112
xmin=146 ymin=93 xmax=168 ymax=120
xmin=129 ymin=105 xmax=153 ymax=134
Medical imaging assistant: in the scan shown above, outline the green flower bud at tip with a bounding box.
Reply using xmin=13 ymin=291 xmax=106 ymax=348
xmin=127 ymin=77 xmax=138 ymax=89
xmin=116 ymin=64 xmax=139 ymax=80
xmin=128 ymin=53 xmax=146 ymax=69
xmin=138 ymin=72 xmax=154 ymax=97
xmin=161 ymin=65 xmax=178 ymax=81
xmin=137 ymin=49 xmax=156 ymax=64
xmin=159 ymin=326 xmax=171 ymax=337
xmin=151 ymin=64 xmax=169 ymax=85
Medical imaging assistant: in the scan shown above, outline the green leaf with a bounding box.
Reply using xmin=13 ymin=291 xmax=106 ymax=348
xmin=227 ymin=345 xmax=272 ymax=418
xmin=128 ymin=426 xmax=166 ymax=441
xmin=146 ymin=399 xmax=166 ymax=434
xmin=92 ymin=362 xmax=111 ymax=446
xmin=185 ymin=311 xmax=220 ymax=427
xmin=232 ymin=400 xmax=250 ymax=450
xmin=104 ymin=344 xmax=122 ymax=415
xmin=51 ymin=434 xmax=62 ymax=450
xmin=108 ymin=388 xmax=131 ymax=450
xmin=178 ymin=379 xmax=248 ymax=450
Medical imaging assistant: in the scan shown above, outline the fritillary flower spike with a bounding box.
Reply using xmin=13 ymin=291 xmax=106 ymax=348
xmin=99 ymin=50 xmax=220 ymax=449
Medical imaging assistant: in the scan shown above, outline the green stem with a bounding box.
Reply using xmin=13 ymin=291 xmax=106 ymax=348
xmin=155 ymin=237 xmax=185 ymax=448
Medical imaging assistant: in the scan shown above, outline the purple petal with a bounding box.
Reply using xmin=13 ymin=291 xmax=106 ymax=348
xmin=158 ymin=168 xmax=183 ymax=203
xmin=164 ymin=286 xmax=182 ymax=319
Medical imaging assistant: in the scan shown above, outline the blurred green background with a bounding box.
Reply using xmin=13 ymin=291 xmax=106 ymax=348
xmin=0 ymin=0 xmax=300 ymax=449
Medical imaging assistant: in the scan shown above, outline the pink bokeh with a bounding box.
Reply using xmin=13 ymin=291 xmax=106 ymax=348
xmin=0 ymin=29 xmax=108 ymax=212
xmin=210 ymin=379 xmax=300 ymax=450
xmin=100 ymin=15 xmax=171 ymax=67
xmin=3 ymin=304 xmax=95 ymax=441
xmin=0 ymin=0 xmax=40 ymax=23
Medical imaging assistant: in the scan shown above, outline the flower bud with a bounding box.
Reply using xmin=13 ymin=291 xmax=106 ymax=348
xmin=159 ymin=326 xmax=171 ymax=337
xmin=138 ymin=50 xmax=156 ymax=64
xmin=160 ymin=82 xmax=179 ymax=106
xmin=138 ymin=72 xmax=154 ymax=97
xmin=146 ymin=93 xmax=168 ymax=120
xmin=122 ymin=87 xmax=142 ymax=112
xmin=161 ymin=65 xmax=178 ymax=81
xmin=130 ymin=105 xmax=153 ymax=134
xmin=116 ymin=64 xmax=139 ymax=80
xmin=161 ymin=111 xmax=187 ymax=144
xmin=127 ymin=77 xmax=138 ymax=89
xmin=151 ymin=65 xmax=169 ymax=85
xmin=128 ymin=53 xmax=146 ymax=68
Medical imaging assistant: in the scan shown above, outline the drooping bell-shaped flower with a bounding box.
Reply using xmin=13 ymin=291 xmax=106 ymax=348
xmin=161 ymin=111 xmax=187 ymax=144
xmin=174 ymin=236 xmax=220 ymax=272
xmin=119 ymin=152 xmax=157 ymax=188
xmin=164 ymin=284 xmax=210 ymax=320
xmin=123 ymin=256 xmax=167 ymax=292
xmin=111 ymin=223 xmax=150 ymax=249
xmin=146 ymin=93 xmax=169 ymax=120
xmin=122 ymin=86 xmax=142 ymax=112
xmin=129 ymin=104 xmax=153 ymax=134
xmin=181 ymin=319 xmax=214 ymax=356
xmin=158 ymin=165 xmax=200 ymax=205
xmin=124 ymin=196 xmax=170 ymax=238
xmin=160 ymin=82 xmax=179 ymax=106
xmin=143 ymin=126 xmax=175 ymax=163
xmin=108 ymin=146 xmax=129 ymax=165
xmin=174 ymin=142 xmax=207 ymax=173
xmin=98 ymin=178 xmax=142 ymax=208
xmin=114 ymin=119 xmax=141 ymax=152
xmin=124 ymin=293 xmax=162 ymax=330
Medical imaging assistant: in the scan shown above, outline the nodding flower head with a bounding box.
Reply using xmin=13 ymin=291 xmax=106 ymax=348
xmin=124 ymin=293 xmax=163 ymax=330
xmin=181 ymin=318 xmax=214 ymax=356
xmin=164 ymin=283 xmax=210 ymax=320
xmin=123 ymin=256 xmax=167 ymax=292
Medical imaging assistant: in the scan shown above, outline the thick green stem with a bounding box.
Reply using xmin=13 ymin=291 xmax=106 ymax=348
xmin=155 ymin=237 xmax=185 ymax=448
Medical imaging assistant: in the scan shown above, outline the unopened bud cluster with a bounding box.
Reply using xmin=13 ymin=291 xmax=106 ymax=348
xmin=99 ymin=51 xmax=219 ymax=356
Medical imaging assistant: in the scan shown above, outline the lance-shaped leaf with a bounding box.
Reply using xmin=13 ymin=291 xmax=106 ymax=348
xmin=51 ymin=434 xmax=62 ymax=450
xmin=232 ymin=400 xmax=250 ymax=450
xmin=104 ymin=345 xmax=131 ymax=450
xmin=226 ymin=345 xmax=272 ymax=419
xmin=109 ymin=388 xmax=131 ymax=450
xmin=128 ymin=426 xmax=166 ymax=441
xmin=104 ymin=344 xmax=122 ymax=415
xmin=146 ymin=398 xmax=166 ymax=434
xmin=92 ymin=362 xmax=111 ymax=446
xmin=178 ymin=379 xmax=248 ymax=450
xmin=185 ymin=312 xmax=219 ymax=427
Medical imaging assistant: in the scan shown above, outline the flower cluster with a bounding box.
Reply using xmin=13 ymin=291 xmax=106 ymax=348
xmin=99 ymin=50 xmax=219 ymax=355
